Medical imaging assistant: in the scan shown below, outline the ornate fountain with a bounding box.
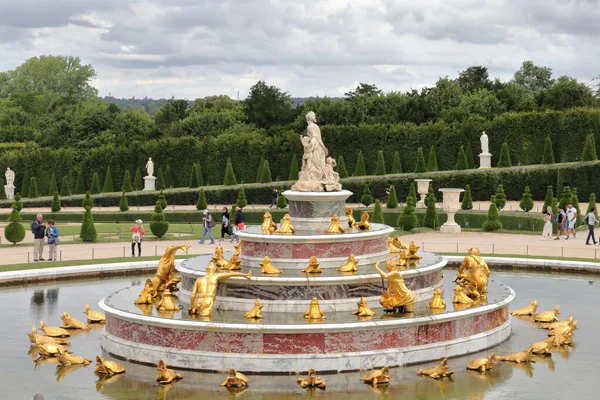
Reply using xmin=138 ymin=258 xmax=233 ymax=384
xmin=99 ymin=112 xmax=514 ymax=373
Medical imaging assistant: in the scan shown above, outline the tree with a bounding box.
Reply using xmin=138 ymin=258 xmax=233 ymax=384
xmin=387 ymin=185 xmax=398 ymax=208
xmin=425 ymin=77 xmax=462 ymax=118
xmin=20 ymin=171 xmax=30 ymax=198
xmin=59 ymin=176 xmax=71 ymax=197
xmin=360 ymin=184 xmax=373 ymax=207
xmin=336 ymin=155 xmax=349 ymax=178
xmin=103 ymin=166 xmax=114 ymax=193
xmin=513 ymin=61 xmax=554 ymax=92
xmin=189 ymin=165 xmax=200 ymax=188
xmin=541 ymin=136 xmax=555 ymax=164
xmin=119 ymin=191 xmax=129 ymax=211
xmin=465 ymin=143 xmax=475 ymax=169
xmin=538 ymin=76 xmax=594 ymax=110
xmin=455 ymin=146 xmax=468 ymax=170
xmin=497 ymin=141 xmax=512 ymax=168
xmin=424 ymin=185 xmax=439 ymax=228
xmin=75 ymin=170 xmax=85 ymax=195
xmin=288 ymin=154 xmax=299 ymax=181
xmin=458 ymin=66 xmax=491 ymax=93
xmin=121 ymin=170 xmax=133 ymax=192
xmin=133 ymin=168 xmax=143 ymax=191
xmin=494 ymin=184 xmax=507 ymax=210
xmin=355 ymin=151 xmax=366 ymax=176
xmin=5 ymin=205 xmax=25 ymax=244
xmin=372 ymin=200 xmax=384 ymax=223
xmin=344 ymin=83 xmax=383 ymax=99
xmin=13 ymin=194 xmax=23 ymax=211
xmin=483 ymin=196 xmax=502 ymax=231
xmin=223 ymin=157 xmax=238 ymax=185
xmin=276 ymin=188 xmax=287 ymax=208
xmin=236 ymin=188 xmax=248 ymax=208
xmin=164 ymin=164 xmax=173 ymax=189
xmin=255 ymin=156 xmax=265 ymax=183
xmin=542 ymin=186 xmax=554 ymax=214
xmin=260 ymin=160 xmax=272 ymax=183
xmin=82 ymin=191 xmax=93 ymax=209
xmin=29 ymin=177 xmax=38 ymax=198
xmin=582 ymin=134 xmax=598 ymax=161
xmin=150 ymin=201 xmax=169 ymax=238
xmin=375 ymin=150 xmax=386 ymax=175
xmin=47 ymin=172 xmax=58 ymax=196
xmin=80 ymin=205 xmax=97 ymax=242
xmin=156 ymin=168 xmax=165 ymax=191
xmin=157 ymin=190 xmax=168 ymax=210
xmin=520 ymin=186 xmax=534 ymax=212
xmin=414 ymin=147 xmax=427 ymax=173
xmin=586 ymin=193 xmax=598 ymax=220
xmin=243 ymin=80 xmax=294 ymax=129
xmin=0 ymin=178 xmax=5 ymax=200
xmin=461 ymin=184 xmax=473 ymax=210
xmin=90 ymin=172 xmax=100 ymax=194
xmin=196 ymin=189 xmax=208 ymax=210
xmin=390 ymin=151 xmax=402 ymax=174
xmin=398 ymin=194 xmax=417 ymax=231
xmin=559 ymin=186 xmax=572 ymax=210
xmin=427 ymin=146 xmax=438 ymax=172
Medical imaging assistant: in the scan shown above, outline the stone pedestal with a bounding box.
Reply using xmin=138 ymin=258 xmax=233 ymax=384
xmin=4 ymin=184 xmax=15 ymax=200
xmin=439 ymin=188 xmax=464 ymax=233
xmin=415 ymin=179 xmax=432 ymax=208
xmin=143 ymin=176 xmax=156 ymax=191
xmin=282 ymin=190 xmax=353 ymax=231
xmin=479 ymin=153 xmax=492 ymax=169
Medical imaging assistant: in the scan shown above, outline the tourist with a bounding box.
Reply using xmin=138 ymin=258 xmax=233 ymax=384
xmin=200 ymin=209 xmax=215 ymax=245
xmin=565 ymin=203 xmax=577 ymax=239
xmin=542 ymin=206 xmax=553 ymax=240
xmin=45 ymin=220 xmax=59 ymax=261
xmin=269 ymin=188 xmax=278 ymax=208
xmin=130 ymin=219 xmax=145 ymax=257
xmin=220 ymin=207 xmax=231 ymax=242
xmin=231 ymin=221 xmax=239 ymax=243
xmin=555 ymin=206 xmax=566 ymax=240
xmin=585 ymin=207 xmax=598 ymax=245
xmin=30 ymin=214 xmax=46 ymax=262
xmin=235 ymin=206 xmax=245 ymax=230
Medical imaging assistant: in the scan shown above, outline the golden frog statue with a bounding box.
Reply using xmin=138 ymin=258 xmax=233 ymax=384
xmin=221 ymin=368 xmax=248 ymax=387
xmin=156 ymin=360 xmax=183 ymax=384
xmin=466 ymin=353 xmax=495 ymax=372
xmin=452 ymin=286 xmax=474 ymax=304
xmin=345 ymin=207 xmax=356 ymax=229
xmin=297 ymin=368 xmax=326 ymax=389
xmin=354 ymin=211 xmax=371 ymax=231
xmin=375 ymin=261 xmax=415 ymax=312
xmin=28 ymin=327 xmax=70 ymax=346
xmin=453 ymin=248 xmax=490 ymax=296
xmin=260 ymin=256 xmax=282 ymax=275
xmin=337 ymin=254 xmax=358 ymax=273
xmin=304 ymin=298 xmax=325 ymax=320
xmin=39 ymin=321 xmax=70 ymax=338
xmin=244 ymin=299 xmax=264 ymax=319
xmin=277 ymin=214 xmax=295 ymax=234
xmin=533 ymin=305 xmax=560 ymax=323
xmin=151 ymin=244 xmax=189 ymax=293
xmin=427 ymin=288 xmax=446 ymax=310
xmin=220 ymin=253 xmax=242 ymax=271
xmin=84 ymin=304 xmax=106 ymax=323
xmin=156 ymin=289 xmax=180 ymax=311
xmin=511 ymin=300 xmax=538 ymax=316
xmin=261 ymin=212 xmax=277 ymax=234
xmin=60 ymin=312 xmax=89 ymax=330
xmin=353 ymin=297 xmax=375 ymax=317
xmin=56 ymin=348 xmax=91 ymax=366
xmin=94 ymin=356 xmax=126 ymax=376
xmin=325 ymin=214 xmax=345 ymax=234
xmin=301 ymin=256 xmax=322 ymax=274
xmin=493 ymin=352 xmax=534 ymax=363
xmin=134 ymin=278 xmax=156 ymax=305
xmin=362 ymin=366 xmax=390 ymax=386
xmin=417 ymin=358 xmax=455 ymax=379
xmin=388 ymin=236 xmax=408 ymax=253
xmin=189 ymin=262 xmax=251 ymax=318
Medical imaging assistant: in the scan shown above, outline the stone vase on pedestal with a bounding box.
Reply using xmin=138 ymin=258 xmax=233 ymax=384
xmin=479 ymin=153 xmax=492 ymax=169
xmin=439 ymin=188 xmax=464 ymax=233
xmin=415 ymin=179 xmax=432 ymax=208
xmin=143 ymin=176 xmax=156 ymax=191
xmin=4 ymin=184 xmax=15 ymax=200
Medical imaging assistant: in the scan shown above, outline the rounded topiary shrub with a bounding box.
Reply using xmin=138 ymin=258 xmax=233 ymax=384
xmin=80 ymin=206 xmax=97 ymax=242
xmin=150 ymin=202 xmax=169 ymax=238
xmin=398 ymin=195 xmax=418 ymax=231
xmin=51 ymin=192 xmax=61 ymax=213
xmin=157 ymin=190 xmax=168 ymax=210
xmin=5 ymin=206 xmax=25 ymax=244
xmin=82 ymin=191 xmax=93 ymax=210
xmin=119 ymin=191 xmax=129 ymax=212
xmin=483 ymin=196 xmax=502 ymax=231
xmin=13 ymin=194 xmax=23 ymax=212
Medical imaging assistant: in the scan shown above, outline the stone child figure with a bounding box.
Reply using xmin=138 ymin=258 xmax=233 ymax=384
xmin=5 ymin=168 xmax=14 ymax=186
xmin=146 ymin=158 xmax=154 ymax=177
xmin=480 ymin=131 xmax=489 ymax=154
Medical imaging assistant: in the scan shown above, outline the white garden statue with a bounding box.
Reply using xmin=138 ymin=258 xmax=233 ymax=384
xmin=145 ymin=158 xmax=154 ymax=177
xmin=480 ymin=131 xmax=489 ymax=154
xmin=5 ymin=168 xmax=15 ymax=186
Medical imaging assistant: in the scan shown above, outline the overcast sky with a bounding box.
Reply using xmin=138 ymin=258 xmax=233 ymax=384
xmin=1 ymin=0 xmax=599 ymax=99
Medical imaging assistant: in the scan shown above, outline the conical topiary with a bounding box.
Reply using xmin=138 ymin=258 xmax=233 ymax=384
xmin=28 ymin=177 xmax=38 ymax=198
xmin=288 ymin=154 xmax=299 ymax=181
xmin=20 ymin=171 xmax=30 ymax=198
xmin=82 ymin=191 xmax=93 ymax=210
xmin=90 ymin=172 xmax=100 ymax=194
xmin=51 ymin=192 xmax=61 ymax=213
xmin=519 ymin=186 xmax=534 ymax=212
xmin=13 ymin=194 xmax=23 ymax=211
xmin=497 ymin=141 xmax=512 ymax=168
xmin=571 ymin=188 xmax=582 ymax=224
xmin=390 ymin=151 xmax=402 ymax=174
xmin=424 ymin=184 xmax=439 ymax=229
xmin=196 ymin=164 xmax=204 ymax=186
xmin=223 ymin=157 xmax=238 ymax=185
xmin=466 ymin=142 xmax=475 ymax=169
xmin=119 ymin=191 xmax=129 ymax=211
xmin=80 ymin=206 xmax=97 ymax=242
xmin=60 ymin=176 xmax=71 ymax=197
xmin=189 ymin=165 xmax=200 ymax=188
xmin=133 ymin=168 xmax=143 ymax=191
xmin=456 ymin=146 xmax=468 ymax=170
xmin=164 ymin=164 xmax=173 ymax=188
xmin=103 ymin=166 xmax=114 ymax=193
xmin=542 ymin=186 xmax=554 ymax=214
xmin=541 ymin=136 xmax=555 ymax=164
xmin=409 ymin=183 xmax=417 ymax=203
xmin=196 ymin=189 xmax=208 ymax=210
xmin=47 ymin=172 xmax=58 ymax=196
xmin=372 ymin=200 xmax=384 ymax=223
xmin=75 ymin=170 xmax=85 ymax=194
xmin=336 ymin=155 xmax=349 ymax=178
xmin=0 ymin=178 xmax=5 ymax=200
xmin=5 ymin=205 xmax=25 ymax=244
xmin=150 ymin=201 xmax=169 ymax=238
xmin=255 ymin=156 xmax=265 ymax=183
xmin=375 ymin=150 xmax=386 ymax=175
xmin=414 ymin=147 xmax=426 ymax=173
xmin=494 ymin=184 xmax=506 ymax=210
xmin=586 ymin=193 xmax=598 ymax=219
xmin=483 ymin=196 xmax=502 ymax=231
xmin=551 ymin=197 xmax=558 ymax=216
xmin=260 ymin=160 xmax=272 ymax=183
xmin=157 ymin=190 xmax=167 ymax=210
xmin=398 ymin=194 xmax=417 ymax=231
xmin=236 ymin=188 xmax=247 ymax=208
xmin=276 ymin=188 xmax=287 ymax=208
xmin=461 ymin=184 xmax=473 ymax=210
xmin=122 ymin=170 xmax=133 ymax=192
xmin=360 ymin=184 xmax=373 ymax=207
xmin=427 ymin=146 xmax=438 ymax=172
xmin=559 ymin=186 xmax=572 ymax=210
xmin=582 ymin=134 xmax=598 ymax=161
xmin=156 ymin=168 xmax=165 ymax=190
xmin=354 ymin=151 xmax=366 ymax=176
xmin=387 ymin=185 xmax=398 ymax=208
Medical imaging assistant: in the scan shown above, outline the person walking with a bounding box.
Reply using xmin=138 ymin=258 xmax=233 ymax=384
xmin=585 ymin=207 xmax=598 ymax=245
xmin=200 ymin=209 xmax=215 ymax=244
xmin=30 ymin=214 xmax=46 ymax=262
xmin=230 ymin=221 xmax=239 ymax=243
xmin=235 ymin=206 xmax=245 ymax=230
xmin=565 ymin=203 xmax=577 ymax=239
xmin=542 ymin=206 xmax=553 ymax=240
xmin=45 ymin=220 xmax=59 ymax=261
xmin=269 ymin=188 xmax=278 ymax=208
xmin=555 ymin=206 xmax=566 ymax=240
xmin=220 ymin=207 xmax=231 ymax=242
xmin=130 ymin=219 xmax=145 ymax=257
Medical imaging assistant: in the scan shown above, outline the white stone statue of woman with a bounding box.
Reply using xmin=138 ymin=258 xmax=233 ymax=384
xmin=145 ymin=158 xmax=154 ymax=177
xmin=5 ymin=168 xmax=15 ymax=186
xmin=480 ymin=131 xmax=489 ymax=154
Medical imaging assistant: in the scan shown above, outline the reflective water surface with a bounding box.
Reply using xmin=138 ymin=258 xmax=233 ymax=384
xmin=2 ymin=271 xmax=599 ymax=400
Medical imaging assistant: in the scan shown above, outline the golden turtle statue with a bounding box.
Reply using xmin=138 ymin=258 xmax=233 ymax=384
xmin=362 ymin=366 xmax=390 ymax=386
xmin=156 ymin=360 xmax=183 ymax=384
xmin=417 ymin=358 xmax=454 ymax=379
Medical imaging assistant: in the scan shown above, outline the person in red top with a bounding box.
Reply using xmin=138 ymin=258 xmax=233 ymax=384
xmin=130 ymin=219 xmax=146 ymax=257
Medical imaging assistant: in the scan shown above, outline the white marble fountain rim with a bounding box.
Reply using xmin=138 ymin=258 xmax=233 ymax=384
xmin=282 ymin=189 xmax=353 ymax=201
xmin=98 ymin=281 xmax=514 ymax=334
xmin=176 ymin=255 xmax=447 ymax=284
xmin=236 ymin=225 xmax=394 ymax=243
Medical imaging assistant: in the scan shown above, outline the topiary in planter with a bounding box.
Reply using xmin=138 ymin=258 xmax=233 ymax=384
xmin=80 ymin=206 xmax=97 ymax=242
xmin=386 ymin=185 xmax=398 ymax=208
xmin=51 ymin=192 xmax=61 ymax=213
xmin=150 ymin=201 xmax=169 ymax=238
xmin=372 ymin=199 xmax=384 ymax=223
xmin=4 ymin=205 xmax=25 ymax=244
xmin=360 ymin=184 xmax=373 ymax=207
xmin=461 ymin=184 xmax=473 ymax=210
xmin=120 ymin=191 xmax=129 ymax=212
xmin=483 ymin=196 xmax=502 ymax=231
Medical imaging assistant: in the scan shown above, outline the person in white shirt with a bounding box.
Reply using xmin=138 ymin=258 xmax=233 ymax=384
xmin=585 ymin=207 xmax=598 ymax=245
xmin=565 ymin=203 xmax=577 ymax=239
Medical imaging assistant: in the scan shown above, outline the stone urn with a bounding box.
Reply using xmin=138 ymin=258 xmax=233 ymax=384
xmin=415 ymin=179 xmax=432 ymax=208
xmin=439 ymin=188 xmax=464 ymax=233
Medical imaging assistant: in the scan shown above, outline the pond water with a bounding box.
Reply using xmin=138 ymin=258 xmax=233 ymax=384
xmin=3 ymin=270 xmax=598 ymax=400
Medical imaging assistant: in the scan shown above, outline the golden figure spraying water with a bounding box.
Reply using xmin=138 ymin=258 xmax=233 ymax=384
xmin=375 ymin=261 xmax=415 ymax=312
